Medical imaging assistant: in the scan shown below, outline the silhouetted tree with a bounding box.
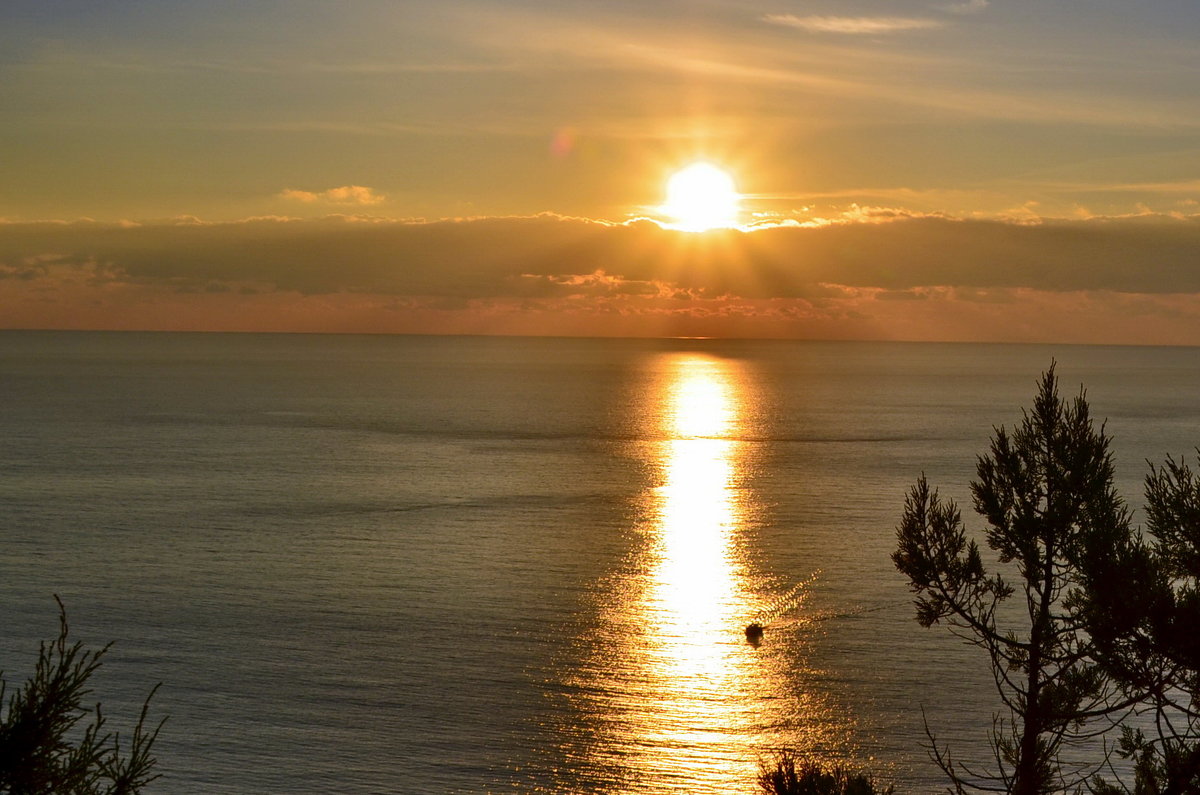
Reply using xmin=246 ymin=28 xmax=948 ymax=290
xmin=0 ymin=597 xmax=164 ymax=794
xmin=758 ymin=750 xmax=893 ymax=795
xmin=1080 ymin=455 xmax=1200 ymax=794
xmin=893 ymin=366 xmax=1135 ymax=794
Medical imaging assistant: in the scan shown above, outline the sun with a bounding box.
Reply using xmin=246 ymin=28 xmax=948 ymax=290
xmin=662 ymin=163 xmax=740 ymax=232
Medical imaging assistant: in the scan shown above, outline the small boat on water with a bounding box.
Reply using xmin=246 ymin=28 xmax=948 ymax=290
xmin=744 ymin=622 xmax=764 ymax=642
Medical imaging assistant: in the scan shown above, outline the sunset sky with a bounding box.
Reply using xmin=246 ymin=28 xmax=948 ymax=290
xmin=3 ymin=0 xmax=1199 ymax=342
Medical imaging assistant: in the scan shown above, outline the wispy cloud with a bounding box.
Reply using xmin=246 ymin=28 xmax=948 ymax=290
xmin=763 ymin=15 xmax=944 ymax=34
xmin=279 ymin=185 xmax=386 ymax=205
xmin=456 ymin=8 xmax=1200 ymax=130
xmin=942 ymin=0 xmax=990 ymax=14
xmin=1038 ymin=178 xmax=1200 ymax=195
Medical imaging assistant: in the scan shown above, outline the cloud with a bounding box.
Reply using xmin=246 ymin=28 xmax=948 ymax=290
xmin=3 ymin=212 xmax=1200 ymax=301
xmin=4 ymin=212 xmax=1200 ymax=343
xmin=764 ymin=15 xmax=944 ymax=34
xmin=942 ymin=0 xmax=989 ymax=14
xmin=279 ymin=185 xmax=386 ymax=205
xmin=1040 ymin=178 xmax=1200 ymax=196
xmin=458 ymin=8 xmax=1200 ymax=129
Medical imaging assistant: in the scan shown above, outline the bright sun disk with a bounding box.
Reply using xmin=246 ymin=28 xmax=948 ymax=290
xmin=662 ymin=163 xmax=740 ymax=232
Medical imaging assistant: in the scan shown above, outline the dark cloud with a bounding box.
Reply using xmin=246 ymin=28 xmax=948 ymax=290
xmin=1 ymin=213 xmax=1198 ymax=299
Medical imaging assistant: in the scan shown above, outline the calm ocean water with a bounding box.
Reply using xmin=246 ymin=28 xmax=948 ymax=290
xmin=3 ymin=331 xmax=1199 ymax=793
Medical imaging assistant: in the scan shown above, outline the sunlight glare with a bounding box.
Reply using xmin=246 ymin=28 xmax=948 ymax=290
xmin=662 ymin=163 xmax=740 ymax=232
xmin=563 ymin=352 xmax=848 ymax=792
xmin=619 ymin=353 xmax=784 ymax=788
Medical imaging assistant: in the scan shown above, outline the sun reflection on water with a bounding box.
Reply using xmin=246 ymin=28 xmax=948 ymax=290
xmin=640 ymin=356 xmax=759 ymax=785
xmin=561 ymin=352 xmax=847 ymax=794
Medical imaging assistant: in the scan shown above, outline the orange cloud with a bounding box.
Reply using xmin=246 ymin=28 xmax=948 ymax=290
xmin=279 ymin=185 xmax=386 ymax=205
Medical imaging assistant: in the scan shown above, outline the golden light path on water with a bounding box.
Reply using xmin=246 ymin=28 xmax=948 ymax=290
xmin=642 ymin=355 xmax=758 ymax=781
xmin=565 ymin=352 xmax=846 ymax=794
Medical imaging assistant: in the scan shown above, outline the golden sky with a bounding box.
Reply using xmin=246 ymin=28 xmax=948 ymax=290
xmin=3 ymin=0 xmax=1200 ymax=342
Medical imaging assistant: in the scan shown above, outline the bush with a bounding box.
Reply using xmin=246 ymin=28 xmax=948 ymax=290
xmin=759 ymin=749 xmax=894 ymax=795
xmin=0 ymin=596 xmax=164 ymax=794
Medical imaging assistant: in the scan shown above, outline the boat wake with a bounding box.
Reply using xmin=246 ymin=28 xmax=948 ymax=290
xmin=744 ymin=572 xmax=820 ymax=642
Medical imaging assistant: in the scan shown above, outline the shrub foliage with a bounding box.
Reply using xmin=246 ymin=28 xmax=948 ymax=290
xmin=0 ymin=597 xmax=164 ymax=794
xmin=759 ymin=749 xmax=894 ymax=795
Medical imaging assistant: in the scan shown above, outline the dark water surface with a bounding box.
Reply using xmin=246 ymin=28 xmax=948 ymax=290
xmin=3 ymin=331 xmax=1199 ymax=793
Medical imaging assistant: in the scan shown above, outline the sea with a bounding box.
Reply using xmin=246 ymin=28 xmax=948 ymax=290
xmin=2 ymin=331 xmax=1199 ymax=794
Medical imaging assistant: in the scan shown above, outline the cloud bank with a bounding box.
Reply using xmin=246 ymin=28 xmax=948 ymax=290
xmin=2 ymin=213 xmax=1200 ymax=342
xmin=3 ymin=213 xmax=1197 ymax=295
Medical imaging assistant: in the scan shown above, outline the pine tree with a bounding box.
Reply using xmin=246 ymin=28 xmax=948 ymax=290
xmin=1081 ymin=455 xmax=1200 ymax=794
xmin=893 ymin=366 xmax=1132 ymax=794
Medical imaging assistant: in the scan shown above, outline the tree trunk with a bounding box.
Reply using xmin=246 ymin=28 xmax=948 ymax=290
xmin=1015 ymin=654 xmax=1043 ymax=795
xmin=1015 ymin=534 xmax=1055 ymax=795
